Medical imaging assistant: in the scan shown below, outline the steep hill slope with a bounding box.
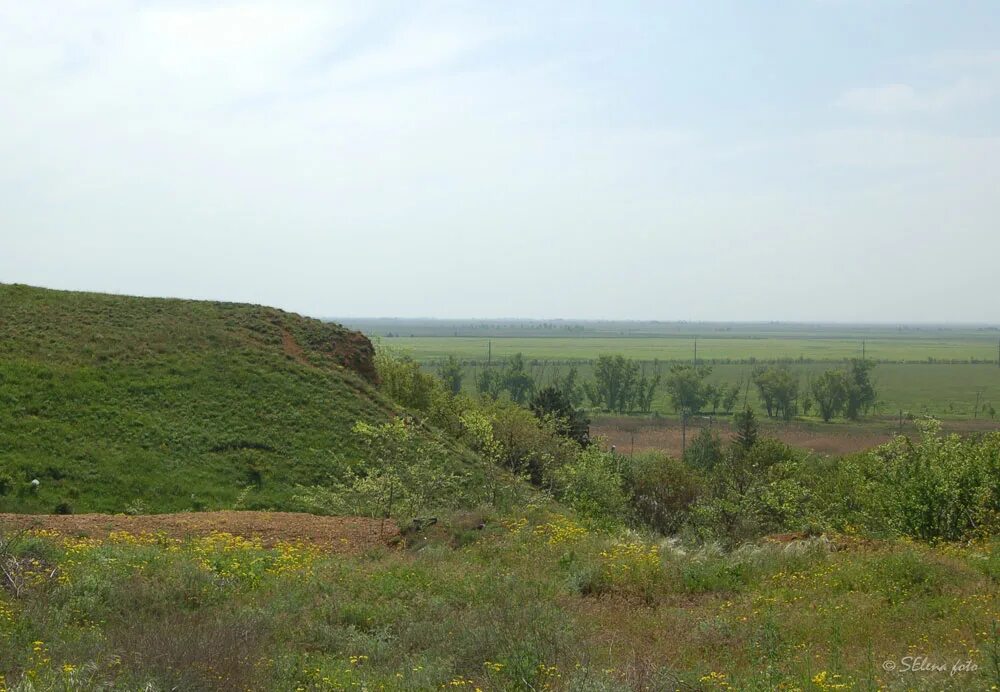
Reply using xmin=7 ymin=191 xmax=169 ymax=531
xmin=0 ymin=284 xmax=466 ymax=513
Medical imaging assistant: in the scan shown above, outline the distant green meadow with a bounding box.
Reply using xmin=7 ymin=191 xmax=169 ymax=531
xmin=377 ymin=334 xmax=1000 ymax=363
xmin=352 ymin=325 xmax=1000 ymax=420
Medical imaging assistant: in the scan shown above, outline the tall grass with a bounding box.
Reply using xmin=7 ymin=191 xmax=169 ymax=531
xmin=2 ymin=514 xmax=997 ymax=690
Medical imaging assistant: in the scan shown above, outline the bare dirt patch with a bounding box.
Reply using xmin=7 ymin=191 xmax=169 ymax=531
xmin=281 ymin=328 xmax=310 ymax=367
xmin=0 ymin=511 xmax=398 ymax=550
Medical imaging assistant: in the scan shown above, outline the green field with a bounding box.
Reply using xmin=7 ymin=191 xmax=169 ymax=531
xmin=377 ymin=333 xmax=1000 ymax=363
xmin=346 ymin=322 xmax=1000 ymax=419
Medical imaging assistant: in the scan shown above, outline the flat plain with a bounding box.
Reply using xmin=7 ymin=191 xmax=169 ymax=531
xmin=341 ymin=319 xmax=1000 ymax=420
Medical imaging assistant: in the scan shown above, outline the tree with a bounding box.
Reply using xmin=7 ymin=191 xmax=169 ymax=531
xmin=459 ymin=409 xmax=511 ymax=507
xmin=722 ymin=382 xmax=741 ymax=414
xmin=844 ymin=358 xmax=877 ymax=420
xmin=555 ymin=367 xmax=584 ymax=407
xmin=466 ymin=397 xmax=581 ymax=490
xmin=692 ymin=436 xmax=804 ymax=542
xmin=663 ymin=364 xmax=712 ymax=415
xmin=706 ymin=384 xmax=723 ymax=416
xmin=801 ymin=395 xmax=813 ymax=417
xmin=475 ymin=354 xmax=536 ymax=403
xmin=438 ymin=355 xmax=463 ymax=395
xmin=732 ymin=407 xmax=759 ymax=452
xmin=584 ymin=355 xmax=641 ymax=413
xmin=752 ymin=366 xmax=799 ymax=420
xmin=501 ymin=353 xmax=535 ymax=404
xmin=475 ymin=366 xmax=504 ymax=399
xmin=634 ymin=369 xmax=661 ymax=414
xmin=529 ymin=385 xmax=591 ymax=447
xmin=811 ymin=370 xmax=848 ymax=422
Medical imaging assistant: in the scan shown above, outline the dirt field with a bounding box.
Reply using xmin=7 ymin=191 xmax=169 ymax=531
xmin=592 ymin=415 xmax=1000 ymax=458
xmin=0 ymin=511 xmax=398 ymax=550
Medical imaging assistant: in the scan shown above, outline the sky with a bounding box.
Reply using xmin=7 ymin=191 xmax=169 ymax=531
xmin=2 ymin=1 xmax=999 ymax=322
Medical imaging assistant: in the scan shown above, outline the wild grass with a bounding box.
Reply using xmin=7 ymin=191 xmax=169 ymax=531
xmin=0 ymin=284 xmax=479 ymax=514
xmin=1 ymin=516 xmax=997 ymax=691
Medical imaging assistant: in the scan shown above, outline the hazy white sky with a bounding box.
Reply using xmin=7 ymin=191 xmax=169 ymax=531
xmin=2 ymin=1 xmax=999 ymax=321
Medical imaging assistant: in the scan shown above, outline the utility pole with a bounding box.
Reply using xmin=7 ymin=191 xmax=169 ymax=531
xmin=487 ymin=339 xmax=492 ymax=366
xmin=694 ymin=337 xmax=698 ymax=365
xmin=862 ymin=339 xmax=866 ymax=360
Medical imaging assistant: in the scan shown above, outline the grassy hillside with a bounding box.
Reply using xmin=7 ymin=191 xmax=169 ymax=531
xmin=0 ymin=284 xmax=472 ymax=514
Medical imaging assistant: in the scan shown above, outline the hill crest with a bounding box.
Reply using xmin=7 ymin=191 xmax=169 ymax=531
xmin=0 ymin=283 xmax=461 ymax=515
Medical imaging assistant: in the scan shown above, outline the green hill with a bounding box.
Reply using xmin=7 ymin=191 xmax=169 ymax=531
xmin=0 ymin=283 xmax=467 ymax=514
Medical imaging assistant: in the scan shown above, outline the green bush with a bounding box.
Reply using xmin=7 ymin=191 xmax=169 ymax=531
xmin=472 ymin=398 xmax=577 ymax=487
xmin=687 ymin=437 xmax=808 ymax=543
xmin=683 ymin=427 xmax=724 ymax=471
xmin=624 ymin=451 xmax=703 ymax=534
xmin=294 ymin=420 xmax=468 ymax=521
xmin=838 ymin=421 xmax=1000 ymax=540
xmin=552 ymin=447 xmax=628 ymax=524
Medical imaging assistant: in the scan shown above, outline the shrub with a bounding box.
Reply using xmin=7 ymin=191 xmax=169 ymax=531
xmin=375 ymin=348 xmax=465 ymax=435
xmin=683 ymin=427 xmax=724 ymax=471
xmin=375 ymin=348 xmax=437 ymax=412
xmin=840 ymin=421 xmax=1000 ymax=540
xmin=474 ymin=398 xmax=577 ymax=487
xmin=553 ymin=447 xmax=628 ymax=524
xmin=529 ymin=385 xmax=591 ymax=447
xmin=687 ymin=438 xmax=808 ymax=543
xmin=624 ymin=451 xmax=703 ymax=534
xmin=295 ymin=420 xmax=466 ymax=522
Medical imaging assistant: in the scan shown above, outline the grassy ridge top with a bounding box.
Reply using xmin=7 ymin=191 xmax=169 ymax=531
xmin=0 ymin=284 xmax=460 ymax=514
xmin=1 ymin=284 xmax=377 ymax=376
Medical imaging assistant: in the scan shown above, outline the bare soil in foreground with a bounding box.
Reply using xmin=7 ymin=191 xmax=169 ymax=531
xmin=0 ymin=511 xmax=398 ymax=549
xmin=593 ymin=415 xmax=1000 ymax=457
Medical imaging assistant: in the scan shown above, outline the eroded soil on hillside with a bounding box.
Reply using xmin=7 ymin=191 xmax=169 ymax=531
xmin=0 ymin=511 xmax=398 ymax=549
